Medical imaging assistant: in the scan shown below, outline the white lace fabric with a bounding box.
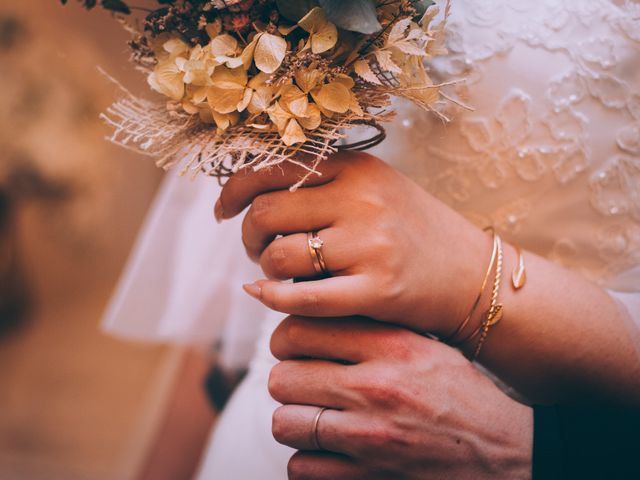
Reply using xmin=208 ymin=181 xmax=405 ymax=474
xmin=376 ymin=0 xmax=640 ymax=289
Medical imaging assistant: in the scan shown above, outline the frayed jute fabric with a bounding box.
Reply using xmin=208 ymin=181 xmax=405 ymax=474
xmin=98 ymin=69 xmax=453 ymax=190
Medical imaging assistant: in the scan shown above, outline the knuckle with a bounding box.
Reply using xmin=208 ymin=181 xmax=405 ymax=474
xmin=249 ymin=194 xmax=274 ymax=229
xmin=377 ymin=273 xmax=403 ymax=303
xmin=381 ymin=329 xmax=416 ymax=361
xmin=264 ymin=244 xmax=290 ymax=277
xmin=356 ymin=423 xmax=405 ymax=456
xmin=360 ymin=371 xmax=405 ymax=408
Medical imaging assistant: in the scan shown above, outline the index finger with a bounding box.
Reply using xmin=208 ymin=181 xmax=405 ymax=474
xmin=217 ymin=151 xmax=356 ymax=220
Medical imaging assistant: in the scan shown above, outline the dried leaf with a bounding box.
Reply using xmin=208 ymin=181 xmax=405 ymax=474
xmin=354 ymin=59 xmax=382 ymax=85
xmin=394 ymin=41 xmax=426 ymax=57
xmin=374 ymin=49 xmax=402 ymax=74
xmin=388 ymin=18 xmax=412 ymax=44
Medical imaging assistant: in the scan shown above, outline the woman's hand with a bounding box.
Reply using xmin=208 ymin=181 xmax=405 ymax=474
xmin=217 ymin=151 xmax=640 ymax=404
xmin=216 ymin=151 xmax=488 ymax=336
xmin=269 ymin=316 xmax=533 ymax=480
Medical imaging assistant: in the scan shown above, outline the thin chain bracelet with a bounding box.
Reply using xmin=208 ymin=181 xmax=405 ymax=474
xmin=445 ymin=229 xmax=499 ymax=345
xmin=472 ymin=235 xmax=504 ymax=361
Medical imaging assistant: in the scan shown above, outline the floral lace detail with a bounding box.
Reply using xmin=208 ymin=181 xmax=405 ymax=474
xmin=382 ymin=0 xmax=640 ymax=283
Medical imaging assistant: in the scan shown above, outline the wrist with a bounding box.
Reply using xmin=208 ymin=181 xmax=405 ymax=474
xmin=436 ymin=226 xmax=498 ymax=339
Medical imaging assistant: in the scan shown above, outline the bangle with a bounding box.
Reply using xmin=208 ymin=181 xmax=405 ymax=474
xmin=443 ymin=228 xmax=499 ymax=344
xmin=472 ymin=234 xmax=504 ymax=361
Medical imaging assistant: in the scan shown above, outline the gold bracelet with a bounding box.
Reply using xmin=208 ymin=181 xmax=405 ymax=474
xmin=472 ymin=234 xmax=504 ymax=361
xmin=444 ymin=228 xmax=499 ymax=344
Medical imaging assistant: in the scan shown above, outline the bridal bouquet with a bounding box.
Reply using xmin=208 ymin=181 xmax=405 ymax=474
xmin=65 ymin=0 xmax=450 ymax=188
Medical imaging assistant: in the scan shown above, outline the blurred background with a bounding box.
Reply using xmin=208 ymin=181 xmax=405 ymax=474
xmin=0 ymin=2 xmax=188 ymax=478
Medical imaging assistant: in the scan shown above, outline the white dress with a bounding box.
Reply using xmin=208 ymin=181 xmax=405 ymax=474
xmin=103 ymin=1 xmax=640 ymax=479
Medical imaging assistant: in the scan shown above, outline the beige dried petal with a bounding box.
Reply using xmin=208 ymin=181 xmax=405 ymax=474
xmin=282 ymin=119 xmax=307 ymax=146
xmin=163 ymin=38 xmax=189 ymax=56
xmin=278 ymin=23 xmax=298 ymax=36
xmin=212 ymin=111 xmax=230 ymax=130
xmin=209 ymin=34 xmax=238 ymax=56
xmin=207 ymin=85 xmax=246 ymax=114
xmin=241 ymin=37 xmax=259 ymax=70
xmin=198 ymin=107 xmax=216 ymax=124
xmin=247 ymin=86 xmax=274 ymax=114
xmin=298 ymin=7 xmax=338 ymax=54
xmin=216 ymin=55 xmax=245 ymax=69
xmin=248 ymin=72 xmax=270 ymax=89
xmin=254 ymin=33 xmax=287 ymax=74
xmin=267 ymin=101 xmax=293 ymax=131
xmin=354 ymin=59 xmax=382 ymax=85
xmin=148 ymin=60 xmax=185 ymax=101
xmin=333 ymin=74 xmax=355 ymax=90
xmin=182 ymin=60 xmax=215 ymax=86
xmin=182 ymin=98 xmax=200 ymax=114
xmin=190 ymin=86 xmax=208 ymax=104
xmin=297 ymin=103 xmax=322 ymax=130
xmin=313 ymin=82 xmax=351 ymax=114
xmin=294 ymin=65 xmax=324 ymax=93
xmin=237 ymin=88 xmax=253 ymax=112
xmin=249 ymin=123 xmax=271 ymax=130
xmin=211 ymin=65 xmax=248 ymax=88
xmin=281 ymin=84 xmax=309 ymax=118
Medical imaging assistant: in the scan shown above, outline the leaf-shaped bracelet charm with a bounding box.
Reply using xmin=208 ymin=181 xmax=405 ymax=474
xmin=512 ymin=247 xmax=527 ymax=290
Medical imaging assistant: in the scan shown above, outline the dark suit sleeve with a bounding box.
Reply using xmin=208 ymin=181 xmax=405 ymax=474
xmin=533 ymin=405 xmax=640 ymax=480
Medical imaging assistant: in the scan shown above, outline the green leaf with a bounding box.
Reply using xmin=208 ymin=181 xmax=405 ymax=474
xmin=318 ymin=0 xmax=381 ymax=34
xmin=276 ymin=0 xmax=320 ymax=22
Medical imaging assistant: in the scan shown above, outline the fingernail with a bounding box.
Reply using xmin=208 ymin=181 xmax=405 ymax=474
xmin=214 ymin=198 xmax=224 ymax=224
xmin=243 ymin=282 xmax=262 ymax=300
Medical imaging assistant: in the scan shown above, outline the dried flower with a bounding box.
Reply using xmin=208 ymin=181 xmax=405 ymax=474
xmin=67 ymin=0 xmax=452 ymax=187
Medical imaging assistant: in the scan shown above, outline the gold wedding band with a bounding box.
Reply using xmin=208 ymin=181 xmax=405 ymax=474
xmin=311 ymin=407 xmax=327 ymax=451
xmin=307 ymin=231 xmax=328 ymax=275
